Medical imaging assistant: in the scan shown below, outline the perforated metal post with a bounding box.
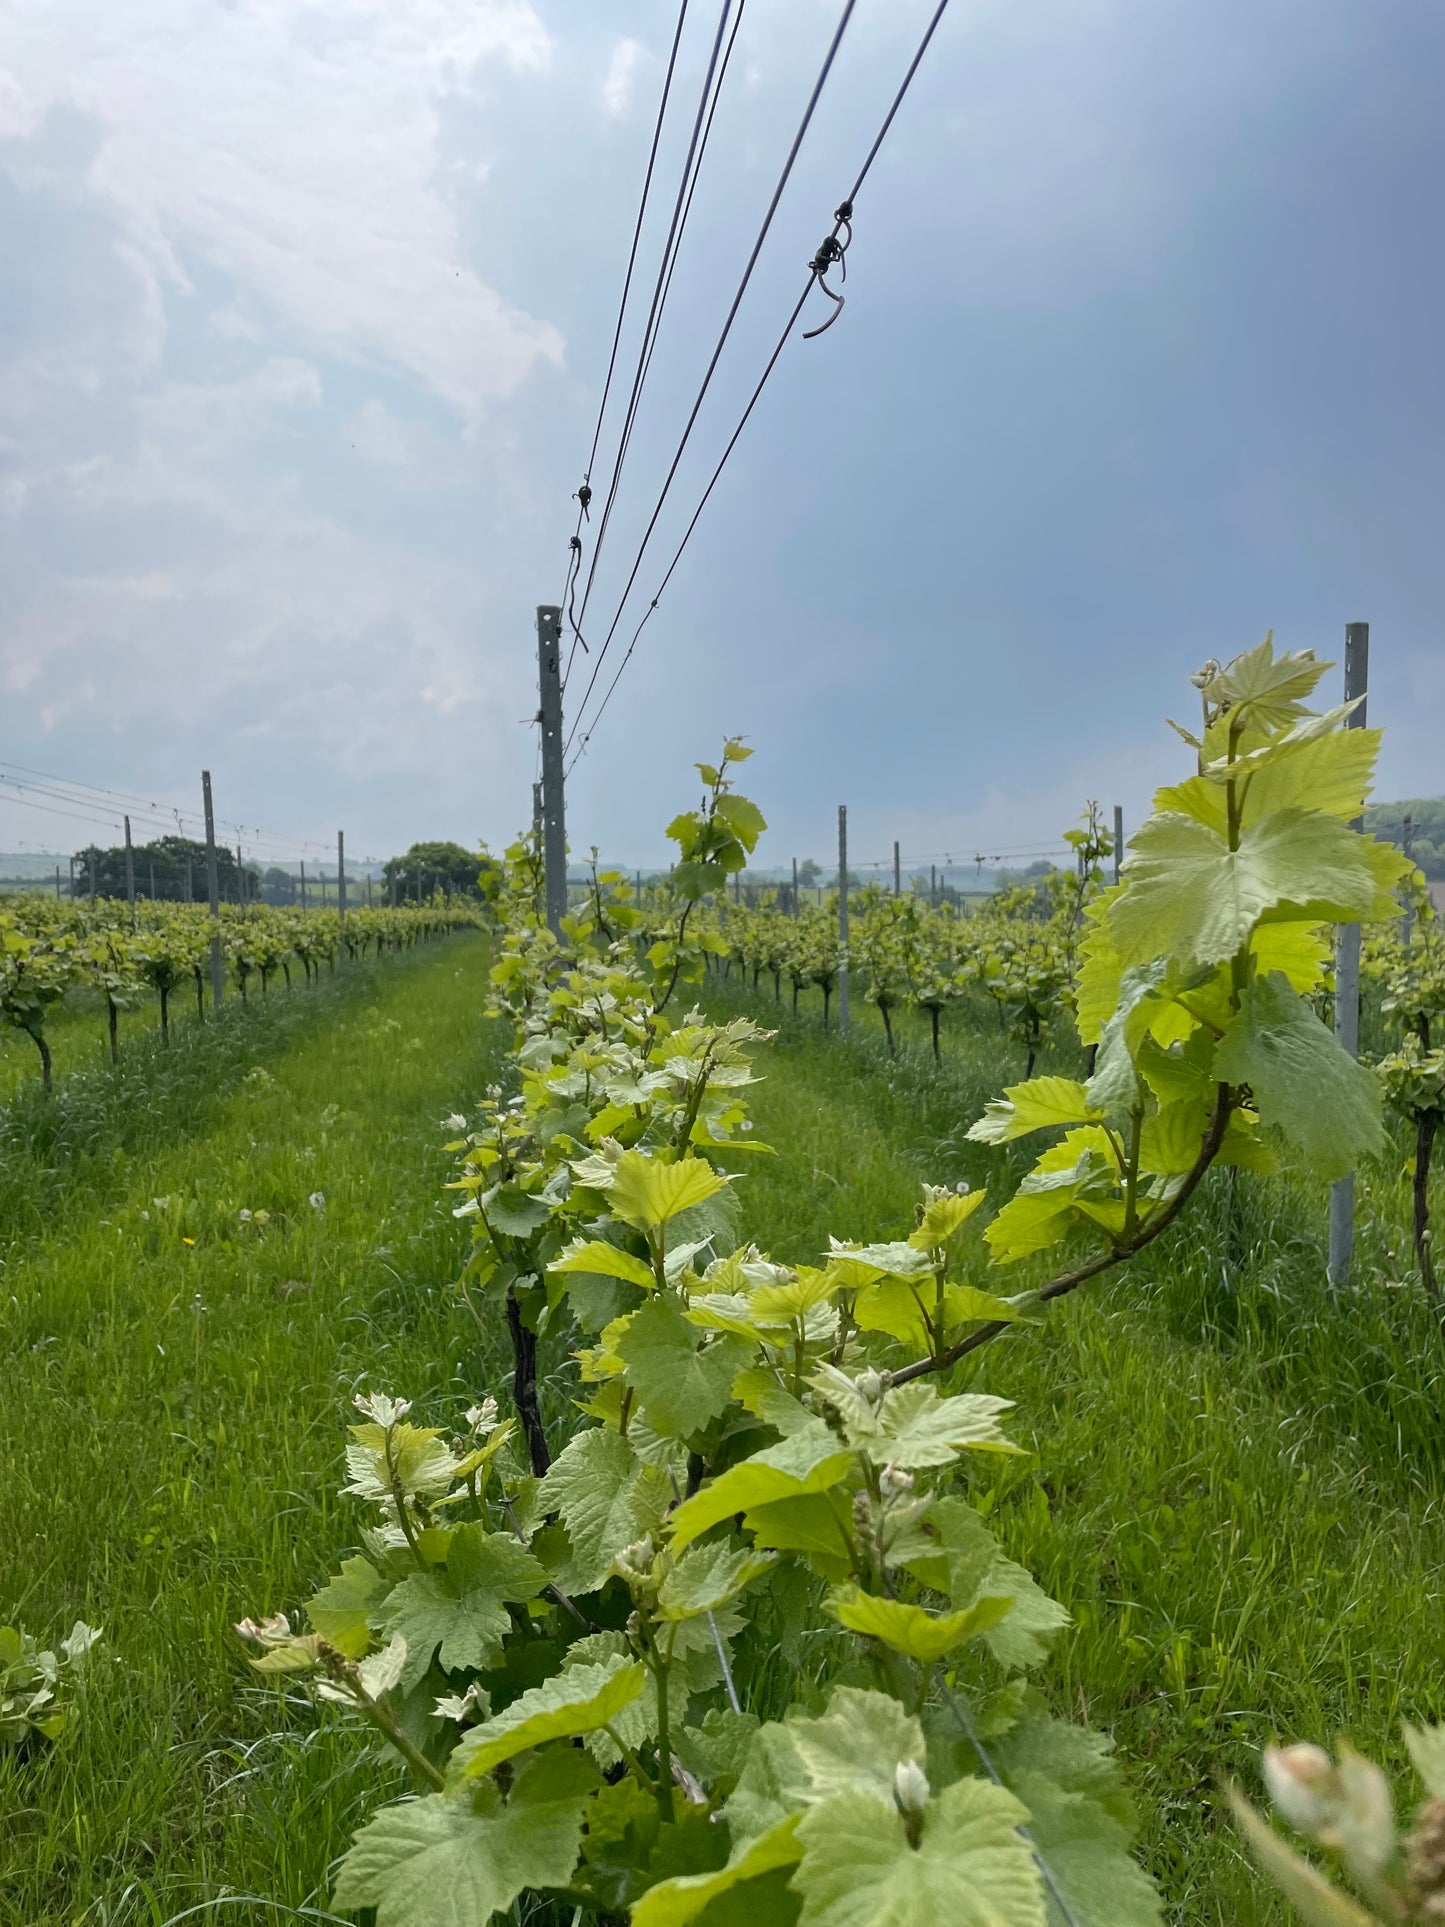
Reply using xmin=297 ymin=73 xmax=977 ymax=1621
xmin=202 ymin=771 xmax=223 ymax=1009
xmin=838 ymin=805 xmax=850 ymax=1034
xmin=1328 ymin=622 xmax=1369 ymax=1290
xmin=536 ymin=605 xmax=567 ymax=934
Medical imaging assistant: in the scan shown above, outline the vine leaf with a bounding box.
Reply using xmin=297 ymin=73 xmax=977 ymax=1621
xmin=828 ymin=1587 xmax=1012 ymax=1664
xmin=967 ymin=1078 xmax=1104 ymax=1145
xmin=861 ymin=1383 xmax=1021 ymax=1467
xmin=552 ymin=1238 xmax=657 ymax=1290
xmin=608 ymin=1152 xmax=727 ymax=1232
xmin=616 ymin=1295 xmax=750 ymax=1439
xmin=452 ymin=1656 xmax=646 ymax=1779
xmin=1005 ymin=1770 xmax=1163 ymax=1926
xmin=1215 ymin=973 xmax=1385 ymax=1178
xmin=385 ymin=1528 xmax=547 ymax=1691
xmin=537 ymin=1427 xmax=672 ymax=1594
xmin=791 ymin=1780 xmax=1045 ymax=1927
xmin=332 ymin=1748 xmax=598 ymax=1926
xmin=306 ymin=1555 xmax=386 ymax=1659
xmin=668 ymin=1422 xmax=854 ymax=1553
xmin=631 ymin=1816 xmax=803 ymax=1927
xmin=1109 ymin=808 xmax=1404 ymax=975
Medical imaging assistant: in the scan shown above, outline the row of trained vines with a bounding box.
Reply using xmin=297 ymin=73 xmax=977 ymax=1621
xmin=208 ymin=639 xmax=1445 ymax=1925
xmin=0 ymin=896 xmax=482 ymax=1089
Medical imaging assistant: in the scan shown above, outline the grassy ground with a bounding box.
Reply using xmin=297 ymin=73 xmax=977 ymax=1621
xmin=700 ymin=969 xmax=1445 ymax=1925
xmin=1 ymin=934 xmax=509 ymax=1926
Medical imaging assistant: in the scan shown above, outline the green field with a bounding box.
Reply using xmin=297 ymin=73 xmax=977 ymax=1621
xmin=4 ymin=935 xmax=1443 ymax=1922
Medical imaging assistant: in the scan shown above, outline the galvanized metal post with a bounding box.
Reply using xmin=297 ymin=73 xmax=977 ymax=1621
xmin=536 ymin=605 xmax=567 ymax=934
xmin=931 ymin=862 xmax=937 ymax=908
xmin=791 ymin=856 xmax=799 ymax=917
xmin=838 ymin=805 xmax=850 ymax=1034
xmin=236 ymin=844 xmax=243 ymax=905
xmin=54 ymin=864 xmax=61 ymax=900
xmin=1403 ymin=813 xmax=1416 ymax=947
xmin=1328 ymin=622 xmax=1369 ymax=1290
xmin=1113 ymin=805 xmax=1124 ymax=887
xmin=367 ymin=874 xmax=373 ymax=908
xmin=124 ymin=814 xmax=135 ymax=911
xmin=893 ymin=840 xmax=901 ymax=896
xmin=338 ymin=830 xmax=347 ymax=938
xmin=299 ymin=858 xmax=307 ymax=911
xmin=202 ymin=771 xmax=223 ymax=1009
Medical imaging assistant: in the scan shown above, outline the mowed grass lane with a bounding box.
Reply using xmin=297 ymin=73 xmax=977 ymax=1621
xmin=702 ymin=976 xmax=1445 ymax=1927
xmin=1 ymin=935 xmax=508 ymax=1926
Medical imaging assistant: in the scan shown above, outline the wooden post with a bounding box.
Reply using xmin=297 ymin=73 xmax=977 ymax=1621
xmin=124 ymin=815 xmax=135 ymax=911
xmin=202 ymin=771 xmax=223 ymax=1009
xmin=185 ymin=853 xmax=193 ymax=902
xmin=536 ymin=605 xmax=567 ymax=935
xmin=1113 ymin=805 xmax=1124 ymax=887
xmin=893 ymin=840 xmax=901 ymax=897
xmin=1328 ymin=622 xmax=1369 ymax=1290
xmin=338 ymin=831 xmax=347 ymax=938
xmin=838 ymin=805 xmax=850 ymax=1034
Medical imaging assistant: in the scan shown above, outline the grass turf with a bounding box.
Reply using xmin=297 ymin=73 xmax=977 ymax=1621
xmin=1 ymin=932 xmax=510 ymax=1926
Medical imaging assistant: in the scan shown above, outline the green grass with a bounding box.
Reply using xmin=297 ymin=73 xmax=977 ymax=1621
xmin=1 ymin=934 xmax=510 ymax=1926
xmin=700 ymin=970 xmax=1445 ymax=1924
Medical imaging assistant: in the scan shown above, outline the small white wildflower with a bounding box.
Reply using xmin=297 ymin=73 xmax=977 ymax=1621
xmin=893 ymin=1760 xmax=931 ymax=1816
xmin=308 ymin=1191 xmax=326 ymax=1211
xmin=954 ymin=1179 xmax=971 ymax=1196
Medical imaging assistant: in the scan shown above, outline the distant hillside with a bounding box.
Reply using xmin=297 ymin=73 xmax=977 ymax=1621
xmin=1365 ymin=797 xmax=1445 ymax=879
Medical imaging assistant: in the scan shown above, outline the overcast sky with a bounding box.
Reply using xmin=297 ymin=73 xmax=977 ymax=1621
xmin=1 ymin=0 xmax=1441 ymax=873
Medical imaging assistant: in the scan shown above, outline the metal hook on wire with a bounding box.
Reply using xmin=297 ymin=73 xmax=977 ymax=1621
xmin=804 ymin=200 xmax=854 ymax=340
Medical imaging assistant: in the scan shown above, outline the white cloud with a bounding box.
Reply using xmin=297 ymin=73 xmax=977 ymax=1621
xmin=601 ymin=38 xmax=645 ymax=120
xmin=0 ymin=0 xmax=564 ymax=423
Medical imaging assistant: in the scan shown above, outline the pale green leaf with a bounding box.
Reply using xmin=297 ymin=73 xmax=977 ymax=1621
xmin=1405 ymin=1723 xmax=1445 ymax=1800
xmin=333 ymin=1749 xmax=598 ymax=1926
xmin=630 ymin=1816 xmax=802 ymax=1927
xmin=865 ymin=1382 xmax=1020 ymax=1466
xmin=615 ymin=1294 xmax=749 ymax=1439
xmin=385 ymin=1527 xmax=547 ymax=1689
xmin=908 ymin=1190 xmax=988 ymax=1244
xmin=788 ymin=1687 xmax=925 ymax=1806
xmin=537 ymin=1428 xmax=672 ymax=1594
xmin=306 ymin=1556 xmax=386 ymax=1659
xmin=668 ymin=1422 xmax=853 ymax=1552
xmin=792 ymin=1780 xmax=1045 ymax=1927
xmin=453 ymin=1656 xmax=645 ymax=1779
xmin=657 ymin=1541 xmax=777 ymax=1622
xmin=829 ymin=1587 xmax=1013 ymax=1663
xmin=714 ymin=793 xmax=768 ymax=851
xmin=1111 ymin=809 xmax=1399 ymax=975
xmin=1006 ymin=1771 xmax=1161 ymax=1927
xmin=1215 ymin=972 xmax=1385 ymax=1178
xmin=967 ymin=1079 xmax=1103 ymax=1146
xmin=608 ymin=1152 xmax=727 ymax=1232
xmin=551 ymin=1239 xmax=656 ymax=1290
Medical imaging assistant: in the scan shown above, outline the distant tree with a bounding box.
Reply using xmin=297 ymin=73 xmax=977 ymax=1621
xmin=383 ymin=840 xmax=487 ymax=899
xmin=72 ymin=835 xmax=239 ymax=901
xmin=797 ymin=858 xmax=822 ymax=889
xmin=261 ymin=866 xmax=298 ymax=906
xmin=1367 ymin=797 xmax=1445 ymax=880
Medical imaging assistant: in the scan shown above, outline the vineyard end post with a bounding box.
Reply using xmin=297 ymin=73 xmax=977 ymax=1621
xmin=202 ymin=770 xmax=223 ymax=1009
xmin=536 ymin=604 xmax=567 ymax=935
xmin=1327 ymin=621 xmax=1369 ymax=1290
xmin=838 ymin=804 xmax=850 ymax=1034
